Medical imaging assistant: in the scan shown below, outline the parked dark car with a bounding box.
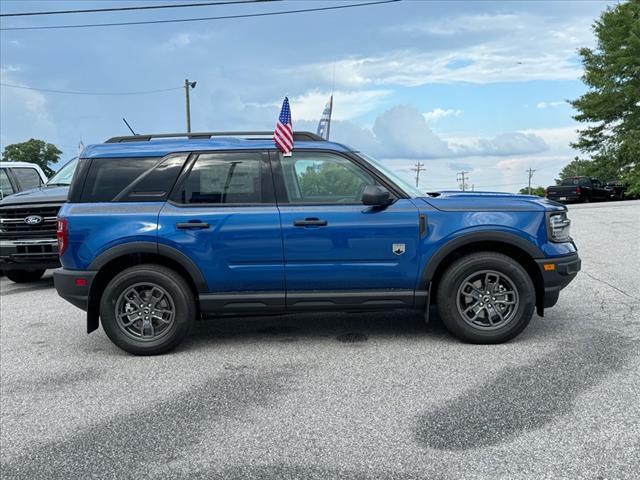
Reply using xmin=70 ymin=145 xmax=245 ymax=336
xmin=545 ymin=177 xmax=609 ymax=203
xmin=0 ymin=158 xmax=77 ymax=283
xmin=604 ymin=181 xmax=628 ymax=201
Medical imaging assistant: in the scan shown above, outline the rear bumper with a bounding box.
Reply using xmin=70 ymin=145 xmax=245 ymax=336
xmin=0 ymin=238 xmax=60 ymax=271
xmin=546 ymin=195 xmax=581 ymax=204
xmin=53 ymin=268 xmax=97 ymax=311
xmin=536 ymin=253 xmax=581 ymax=308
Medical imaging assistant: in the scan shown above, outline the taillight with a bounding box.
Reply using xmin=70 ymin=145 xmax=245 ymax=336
xmin=576 ymin=186 xmax=582 ymax=195
xmin=57 ymin=218 xmax=68 ymax=256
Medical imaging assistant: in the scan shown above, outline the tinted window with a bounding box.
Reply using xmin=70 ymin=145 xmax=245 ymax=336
xmin=561 ymin=178 xmax=591 ymax=187
xmin=0 ymin=169 xmax=14 ymax=197
xmin=81 ymin=158 xmax=158 ymax=202
xmin=115 ymin=154 xmax=187 ymax=202
xmin=182 ymin=153 xmax=261 ymax=204
xmin=13 ymin=168 xmax=42 ymax=190
xmin=280 ymin=152 xmax=375 ymax=204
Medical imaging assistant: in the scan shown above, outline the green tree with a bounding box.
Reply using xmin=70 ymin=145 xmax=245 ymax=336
xmin=1 ymin=139 xmax=62 ymax=177
xmin=569 ymin=0 xmax=640 ymax=194
xmin=519 ymin=186 xmax=546 ymax=197
xmin=298 ymin=162 xmax=365 ymax=198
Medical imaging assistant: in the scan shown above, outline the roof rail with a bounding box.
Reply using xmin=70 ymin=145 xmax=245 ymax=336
xmin=105 ymin=131 xmax=324 ymax=143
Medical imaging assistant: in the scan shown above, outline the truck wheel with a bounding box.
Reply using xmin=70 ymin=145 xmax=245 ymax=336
xmin=436 ymin=252 xmax=535 ymax=344
xmin=100 ymin=264 xmax=195 ymax=355
xmin=5 ymin=269 xmax=46 ymax=283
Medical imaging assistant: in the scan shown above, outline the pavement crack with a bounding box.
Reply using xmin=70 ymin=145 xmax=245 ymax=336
xmin=581 ymin=270 xmax=637 ymax=300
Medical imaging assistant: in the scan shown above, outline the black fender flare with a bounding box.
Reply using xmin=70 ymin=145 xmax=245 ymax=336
xmin=421 ymin=230 xmax=544 ymax=285
xmin=89 ymin=241 xmax=208 ymax=293
xmin=86 ymin=241 xmax=208 ymax=333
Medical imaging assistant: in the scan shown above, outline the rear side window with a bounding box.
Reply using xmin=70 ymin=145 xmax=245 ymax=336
xmin=13 ymin=168 xmax=42 ymax=190
xmin=80 ymin=158 xmax=158 ymax=202
xmin=114 ymin=154 xmax=187 ymax=202
xmin=180 ymin=152 xmax=262 ymax=204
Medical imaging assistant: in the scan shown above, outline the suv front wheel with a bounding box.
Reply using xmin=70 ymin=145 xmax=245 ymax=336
xmin=100 ymin=264 xmax=195 ymax=355
xmin=436 ymin=252 xmax=535 ymax=343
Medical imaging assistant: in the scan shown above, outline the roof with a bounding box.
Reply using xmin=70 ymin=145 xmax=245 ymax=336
xmin=0 ymin=161 xmax=48 ymax=180
xmin=0 ymin=161 xmax=45 ymax=169
xmin=81 ymin=136 xmax=355 ymax=159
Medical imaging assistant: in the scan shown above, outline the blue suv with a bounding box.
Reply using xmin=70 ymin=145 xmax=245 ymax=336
xmin=54 ymin=131 xmax=580 ymax=355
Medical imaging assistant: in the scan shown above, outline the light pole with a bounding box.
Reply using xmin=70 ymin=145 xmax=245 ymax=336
xmin=184 ymin=79 xmax=197 ymax=133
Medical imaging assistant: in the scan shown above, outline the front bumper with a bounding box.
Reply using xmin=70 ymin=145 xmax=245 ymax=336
xmin=0 ymin=238 xmax=60 ymax=271
xmin=536 ymin=253 xmax=581 ymax=309
xmin=53 ymin=268 xmax=97 ymax=311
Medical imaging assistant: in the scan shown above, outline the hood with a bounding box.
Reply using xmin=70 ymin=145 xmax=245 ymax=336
xmin=419 ymin=191 xmax=565 ymax=212
xmin=0 ymin=186 xmax=69 ymax=206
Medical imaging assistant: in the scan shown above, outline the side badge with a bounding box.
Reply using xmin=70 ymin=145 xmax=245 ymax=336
xmin=392 ymin=243 xmax=406 ymax=255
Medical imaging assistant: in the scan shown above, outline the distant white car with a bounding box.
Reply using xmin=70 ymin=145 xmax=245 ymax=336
xmin=0 ymin=161 xmax=48 ymax=199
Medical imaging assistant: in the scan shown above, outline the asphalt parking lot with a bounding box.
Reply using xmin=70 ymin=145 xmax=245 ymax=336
xmin=1 ymin=201 xmax=639 ymax=479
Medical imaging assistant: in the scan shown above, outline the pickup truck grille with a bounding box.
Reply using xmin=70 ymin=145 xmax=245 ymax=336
xmin=0 ymin=204 xmax=61 ymax=240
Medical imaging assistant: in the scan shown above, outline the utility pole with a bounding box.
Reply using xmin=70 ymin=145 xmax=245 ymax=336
xmin=411 ymin=161 xmax=425 ymax=188
xmin=526 ymin=168 xmax=536 ymax=195
xmin=184 ymin=79 xmax=197 ymax=133
xmin=457 ymin=171 xmax=469 ymax=191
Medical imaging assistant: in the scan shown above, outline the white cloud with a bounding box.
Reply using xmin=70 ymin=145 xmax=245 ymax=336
xmin=537 ymin=101 xmax=566 ymax=109
xmin=423 ymin=108 xmax=462 ymax=122
xmin=326 ymin=105 xmax=548 ymax=160
xmin=290 ymin=89 xmax=392 ymax=121
xmin=0 ymin=65 xmax=57 ymax=149
xmin=302 ymin=12 xmax=594 ymax=87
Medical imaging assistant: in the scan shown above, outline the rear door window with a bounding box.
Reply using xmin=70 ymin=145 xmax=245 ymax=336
xmin=180 ymin=152 xmax=262 ymax=204
xmin=13 ymin=167 xmax=42 ymax=190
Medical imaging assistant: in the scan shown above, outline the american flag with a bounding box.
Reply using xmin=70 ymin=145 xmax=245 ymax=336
xmin=316 ymin=94 xmax=333 ymax=140
xmin=274 ymin=97 xmax=293 ymax=156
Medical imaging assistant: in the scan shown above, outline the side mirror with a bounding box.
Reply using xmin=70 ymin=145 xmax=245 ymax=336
xmin=362 ymin=185 xmax=392 ymax=206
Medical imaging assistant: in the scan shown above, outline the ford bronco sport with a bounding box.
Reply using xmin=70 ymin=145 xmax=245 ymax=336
xmin=54 ymin=131 xmax=580 ymax=355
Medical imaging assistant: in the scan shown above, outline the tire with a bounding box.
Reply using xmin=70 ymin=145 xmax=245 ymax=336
xmin=100 ymin=264 xmax=196 ymax=355
xmin=582 ymin=196 xmax=591 ymax=203
xmin=5 ymin=269 xmax=45 ymax=283
xmin=436 ymin=252 xmax=535 ymax=344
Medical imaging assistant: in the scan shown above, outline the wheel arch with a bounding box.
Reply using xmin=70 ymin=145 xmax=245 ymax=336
xmin=423 ymin=232 xmax=545 ymax=316
xmin=86 ymin=242 xmax=207 ymax=333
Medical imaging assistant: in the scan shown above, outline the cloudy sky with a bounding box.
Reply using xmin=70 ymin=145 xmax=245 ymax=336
xmin=0 ymin=0 xmax=612 ymax=192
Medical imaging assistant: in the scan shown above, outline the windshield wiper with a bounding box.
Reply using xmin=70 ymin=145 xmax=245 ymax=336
xmin=46 ymin=183 xmax=70 ymax=187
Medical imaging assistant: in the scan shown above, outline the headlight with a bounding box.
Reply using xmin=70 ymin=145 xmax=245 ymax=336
xmin=548 ymin=211 xmax=571 ymax=242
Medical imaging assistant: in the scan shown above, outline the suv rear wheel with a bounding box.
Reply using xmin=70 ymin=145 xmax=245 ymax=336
xmin=436 ymin=252 xmax=535 ymax=343
xmin=5 ymin=269 xmax=46 ymax=283
xmin=100 ymin=264 xmax=195 ymax=355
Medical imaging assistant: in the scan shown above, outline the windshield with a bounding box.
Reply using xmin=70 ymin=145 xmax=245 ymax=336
xmin=47 ymin=158 xmax=78 ymax=186
xmin=357 ymin=152 xmax=424 ymax=197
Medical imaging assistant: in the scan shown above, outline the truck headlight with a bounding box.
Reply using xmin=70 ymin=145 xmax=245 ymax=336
xmin=548 ymin=211 xmax=571 ymax=242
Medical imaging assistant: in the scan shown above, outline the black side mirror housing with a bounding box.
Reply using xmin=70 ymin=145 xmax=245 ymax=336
xmin=362 ymin=185 xmax=392 ymax=206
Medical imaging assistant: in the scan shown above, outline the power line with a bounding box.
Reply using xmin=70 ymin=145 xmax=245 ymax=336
xmin=411 ymin=161 xmax=425 ymax=188
xmin=526 ymin=168 xmax=536 ymax=195
xmin=0 ymin=1 xmax=275 ymax=18
xmin=0 ymin=0 xmax=400 ymax=31
xmin=456 ymin=171 xmax=470 ymax=191
xmin=1 ymin=82 xmax=183 ymax=96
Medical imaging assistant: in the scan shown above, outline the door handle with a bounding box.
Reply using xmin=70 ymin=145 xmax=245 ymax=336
xmin=176 ymin=221 xmax=210 ymax=229
xmin=293 ymin=218 xmax=328 ymax=227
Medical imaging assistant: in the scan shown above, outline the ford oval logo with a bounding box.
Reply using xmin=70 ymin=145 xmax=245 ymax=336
xmin=24 ymin=215 xmax=43 ymax=225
